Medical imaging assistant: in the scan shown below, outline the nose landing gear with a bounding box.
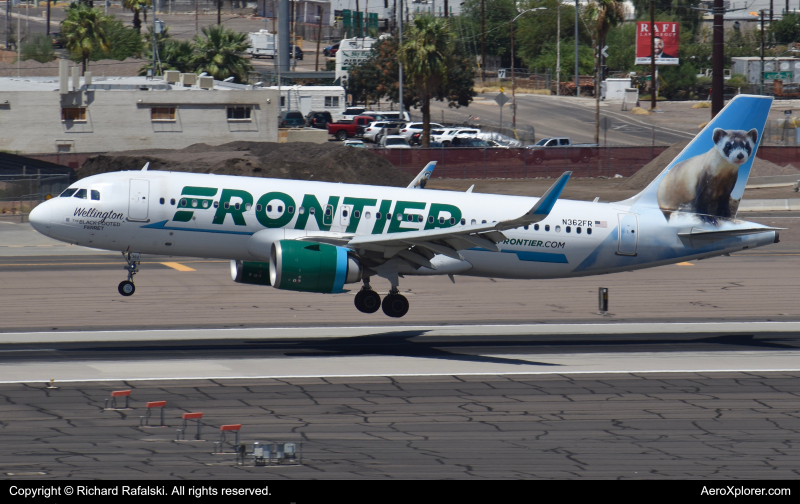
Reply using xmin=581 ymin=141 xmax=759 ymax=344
xmin=118 ymin=251 xmax=140 ymax=297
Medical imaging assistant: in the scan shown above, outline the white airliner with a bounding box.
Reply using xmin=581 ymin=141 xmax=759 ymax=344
xmin=29 ymin=96 xmax=780 ymax=318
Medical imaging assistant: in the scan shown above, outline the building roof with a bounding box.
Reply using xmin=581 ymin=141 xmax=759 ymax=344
xmin=0 ymin=76 xmax=265 ymax=92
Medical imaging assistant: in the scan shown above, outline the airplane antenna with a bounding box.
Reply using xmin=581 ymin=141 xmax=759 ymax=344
xmin=141 ymin=162 xmax=150 ymax=172
xmin=466 ymin=185 xmax=474 ymax=193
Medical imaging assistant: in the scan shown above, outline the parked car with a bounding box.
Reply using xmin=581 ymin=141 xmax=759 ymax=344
xmin=51 ymin=32 xmax=63 ymax=49
xmin=322 ymin=43 xmax=340 ymax=57
xmin=289 ymin=45 xmax=303 ymax=60
xmin=343 ymin=139 xmax=366 ymax=148
xmin=478 ymin=131 xmax=522 ymax=148
xmin=363 ymin=110 xmax=411 ymax=122
xmin=432 ymin=128 xmax=480 ymax=146
xmin=525 ymin=137 xmax=598 ymax=163
xmin=363 ymin=121 xmax=402 ymax=143
xmin=410 ymin=129 xmax=446 ymax=146
xmin=278 ymin=110 xmax=305 ymax=128
xmin=306 ymin=111 xmax=333 ymax=129
xmin=379 ymin=135 xmax=411 ymax=149
xmin=327 ymin=115 xmax=375 ymax=140
xmin=342 ymin=108 xmax=366 ymax=121
xmin=399 ymin=122 xmax=445 ymax=142
xmin=450 ymin=137 xmax=492 ymax=147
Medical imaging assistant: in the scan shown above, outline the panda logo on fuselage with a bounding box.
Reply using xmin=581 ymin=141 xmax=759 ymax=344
xmin=657 ymin=128 xmax=758 ymax=222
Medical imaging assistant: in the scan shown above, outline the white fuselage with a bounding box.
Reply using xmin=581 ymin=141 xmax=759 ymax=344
xmin=30 ymin=170 xmax=777 ymax=281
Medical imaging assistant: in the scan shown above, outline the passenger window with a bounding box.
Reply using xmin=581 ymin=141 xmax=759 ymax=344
xmin=192 ymin=200 xmax=198 ymax=208
xmin=407 ymin=214 xmax=413 ymax=222
xmin=171 ymin=199 xmax=176 ymax=205
xmin=160 ymin=198 xmax=165 ymax=204
xmin=386 ymin=213 xmax=392 ymax=220
xmin=449 ymin=218 xmax=456 ymax=225
xmin=524 ymin=225 xmax=529 ymax=230
xmin=353 ymin=210 xmax=360 ymax=218
xmin=267 ymin=205 xmax=272 ymax=212
xmin=309 ymin=207 xmax=315 ymax=215
xmin=461 ymin=218 xmax=465 ymax=225
xmin=256 ymin=204 xmax=262 ymax=212
xmin=376 ymin=212 xmax=382 ymax=220
xmin=429 ymin=216 xmax=435 ymax=224
xmin=534 ymin=224 xmax=539 ymax=231
xmin=545 ymin=225 xmax=550 ymax=231
xmin=577 ymin=227 xmax=581 ymax=234
xmin=566 ymin=226 xmax=571 ymax=233
xmin=73 ymin=189 xmax=87 ymax=199
xmin=397 ymin=214 xmax=403 ymax=221
xmin=203 ymin=200 xmax=210 ymax=208
xmin=288 ymin=206 xmax=295 ymax=214
xmin=364 ymin=211 xmax=371 ymax=219
xmin=60 ymin=188 xmax=78 ymax=197
xmin=343 ymin=210 xmax=349 ymax=217
xmin=325 ymin=208 xmax=332 ymax=216
xmin=555 ymin=225 xmax=561 ymax=232
xmin=587 ymin=228 xmax=592 ymax=235
xmin=213 ymin=201 xmax=218 ymax=208
xmin=91 ymin=190 xmax=100 ymax=200
xmin=234 ymin=203 xmax=240 ymax=210
xmin=246 ymin=203 xmax=252 ymax=211
xmin=223 ymin=202 xmax=229 ymax=209
xmin=439 ymin=217 xmax=445 ymax=224
xmin=277 ymin=206 xmax=283 ymax=212
xmin=481 ymin=220 xmax=487 ymax=224
xmin=471 ymin=219 xmax=476 ymax=225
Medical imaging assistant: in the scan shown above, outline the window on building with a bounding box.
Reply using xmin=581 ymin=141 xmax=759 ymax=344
xmin=61 ymin=107 xmax=87 ymax=122
xmin=227 ymin=106 xmax=252 ymax=121
xmin=280 ymin=96 xmax=286 ymax=107
xmin=151 ymin=107 xmax=177 ymax=121
xmin=325 ymin=96 xmax=340 ymax=107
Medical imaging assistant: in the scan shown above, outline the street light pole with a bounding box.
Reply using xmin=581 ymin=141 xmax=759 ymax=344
xmin=511 ymin=7 xmax=546 ymax=132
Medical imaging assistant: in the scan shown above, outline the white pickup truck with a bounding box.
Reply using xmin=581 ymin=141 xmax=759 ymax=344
xmin=525 ymin=137 xmax=598 ymax=163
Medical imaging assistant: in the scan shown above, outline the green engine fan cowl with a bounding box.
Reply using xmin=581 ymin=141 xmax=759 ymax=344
xmin=230 ymin=260 xmax=272 ymax=286
xmin=270 ymin=240 xmax=361 ymax=293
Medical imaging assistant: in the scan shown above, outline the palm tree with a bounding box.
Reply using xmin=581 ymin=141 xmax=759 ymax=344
xmin=60 ymin=2 xmax=109 ymax=75
xmin=590 ymin=0 xmax=625 ymax=142
xmin=399 ymin=16 xmax=451 ymax=148
xmin=192 ymin=25 xmax=253 ymax=83
xmin=123 ymin=0 xmax=151 ymax=34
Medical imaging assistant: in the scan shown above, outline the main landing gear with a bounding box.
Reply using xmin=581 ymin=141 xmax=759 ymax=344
xmin=353 ymin=279 xmax=409 ymax=318
xmin=118 ymin=251 xmax=140 ymax=297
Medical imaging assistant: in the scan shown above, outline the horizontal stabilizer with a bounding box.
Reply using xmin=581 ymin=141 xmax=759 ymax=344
xmin=677 ymin=226 xmax=783 ymax=239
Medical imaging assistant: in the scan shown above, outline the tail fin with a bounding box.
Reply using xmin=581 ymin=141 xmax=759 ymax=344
xmin=626 ymin=95 xmax=772 ymax=220
xmin=407 ymin=161 xmax=436 ymax=189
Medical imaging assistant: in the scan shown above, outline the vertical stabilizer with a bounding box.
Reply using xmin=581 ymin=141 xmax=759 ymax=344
xmin=627 ymin=95 xmax=772 ymax=221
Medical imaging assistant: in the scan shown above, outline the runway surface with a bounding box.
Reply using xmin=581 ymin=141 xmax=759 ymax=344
xmin=1 ymin=215 xmax=800 ymax=478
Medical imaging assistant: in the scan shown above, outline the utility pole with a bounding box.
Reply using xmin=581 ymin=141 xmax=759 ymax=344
xmin=481 ymin=0 xmax=485 ymax=83
xmin=46 ymin=0 xmax=50 ymax=36
xmin=5 ymin=0 xmax=9 ymax=50
xmin=761 ymin=9 xmax=765 ymax=95
xmin=315 ymin=5 xmax=322 ymax=71
xmin=650 ymin=0 xmax=656 ymax=110
xmin=711 ymin=0 xmax=724 ymax=116
xmin=398 ymin=0 xmax=404 ymax=120
xmin=575 ymin=0 xmax=579 ymax=96
xmin=556 ymin=1 xmax=560 ymax=96
xmin=218 ymin=0 xmax=222 ymax=25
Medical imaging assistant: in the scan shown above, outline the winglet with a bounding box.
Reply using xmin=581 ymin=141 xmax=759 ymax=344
xmin=141 ymin=162 xmax=150 ymax=172
xmin=495 ymin=171 xmax=571 ymax=230
xmin=407 ymin=161 xmax=436 ymax=189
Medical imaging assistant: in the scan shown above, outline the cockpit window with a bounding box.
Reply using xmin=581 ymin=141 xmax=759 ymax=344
xmin=73 ymin=189 xmax=87 ymax=199
xmin=91 ymin=190 xmax=100 ymax=201
xmin=60 ymin=188 xmax=78 ymax=197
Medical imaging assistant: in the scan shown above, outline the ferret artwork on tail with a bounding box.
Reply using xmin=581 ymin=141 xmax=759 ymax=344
xmin=629 ymin=95 xmax=772 ymax=225
xmin=657 ymin=128 xmax=758 ymax=219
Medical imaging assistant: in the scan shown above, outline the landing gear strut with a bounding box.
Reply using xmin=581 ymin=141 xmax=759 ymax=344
xmin=118 ymin=251 xmax=140 ymax=297
xmin=381 ymin=288 xmax=409 ymax=318
xmin=354 ymin=280 xmax=381 ymax=314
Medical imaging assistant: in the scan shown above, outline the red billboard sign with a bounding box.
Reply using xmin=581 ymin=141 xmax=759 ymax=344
xmin=636 ymin=21 xmax=679 ymax=66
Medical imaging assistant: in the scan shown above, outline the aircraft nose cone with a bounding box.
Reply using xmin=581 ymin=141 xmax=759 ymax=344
xmin=29 ymin=201 xmax=52 ymax=236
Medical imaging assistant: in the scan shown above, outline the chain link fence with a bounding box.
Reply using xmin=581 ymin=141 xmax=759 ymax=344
xmin=0 ymin=173 xmax=71 ymax=221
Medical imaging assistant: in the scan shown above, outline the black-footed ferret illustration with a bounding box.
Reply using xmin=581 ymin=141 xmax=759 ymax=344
xmin=657 ymin=128 xmax=758 ymax=220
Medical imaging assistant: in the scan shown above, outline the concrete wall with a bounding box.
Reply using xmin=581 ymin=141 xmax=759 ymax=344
xmin=0 ymin=87 xmax=280 ymax=154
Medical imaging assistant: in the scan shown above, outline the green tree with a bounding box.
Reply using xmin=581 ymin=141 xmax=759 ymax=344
xmin=20 ymin=34 xmax=56 ymax=63
xmin=192 ymin=25 xmax=253 ymax=83
xmin=629 ymin=0 xmax=702 ymax=36
xmin=78 ymin=15 xmax=143 ymax=62
xmin=140 ymin=27 xmax=196 ymax=75
xmin=400 ymin=16 xmax=454 ymax=147
xmin=770 ymin=12 xmax=800 ymax=45
xmin=123 ymin=0 xmax=151 ymax=34
xmin=60 ymin=2 xmax=110 ymax=75
xmin=460 ymin=0 xmax=518 ymax=65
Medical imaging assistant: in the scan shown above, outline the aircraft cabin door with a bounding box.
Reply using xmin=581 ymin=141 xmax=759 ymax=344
xmin=617 ymin=213 xmax=638 ymax=255
xmin=128 ymin=179 xmax=150 ymax=221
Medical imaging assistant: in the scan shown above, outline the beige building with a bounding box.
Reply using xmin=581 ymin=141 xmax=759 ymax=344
xmin=0 ymin=64 xmax=280 ymax=155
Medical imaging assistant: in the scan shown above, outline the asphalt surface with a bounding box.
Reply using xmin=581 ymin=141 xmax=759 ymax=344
xmin=2 ymin=212 xmax=800 ymax=479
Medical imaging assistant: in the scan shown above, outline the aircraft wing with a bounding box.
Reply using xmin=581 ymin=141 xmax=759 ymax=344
xmin=348 ymin=172 xmax=571 ymax=268
xmin=677 ymin=226 xmax=784 ymax=239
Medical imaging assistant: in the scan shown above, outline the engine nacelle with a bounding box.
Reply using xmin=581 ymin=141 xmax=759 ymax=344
xmin=230 ymin=260 xmax=272 ymax=286
xmin=270 ymin=240 xmax=361 ymax=293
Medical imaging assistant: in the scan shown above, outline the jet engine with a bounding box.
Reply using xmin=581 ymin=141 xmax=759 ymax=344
xmin=230 ymin=260 xmax=272 ymax=286
xmin=269 ymin=240 xmax=361 ymax=293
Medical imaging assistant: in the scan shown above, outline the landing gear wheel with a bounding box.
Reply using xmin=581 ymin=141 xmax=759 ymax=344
xmin=118 ymin=280 xmax=135 ymax=296
xmin=355 ymin=289 xmax=382 ymax=313
xmin=382 ymin=293 xmax=409 ymax=318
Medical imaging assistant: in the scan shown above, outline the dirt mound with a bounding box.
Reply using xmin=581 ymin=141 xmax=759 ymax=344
xmin=78 ymin=142 xmax=414 ymax=187
xmin=616 ymin=139 xmax=798 ymax=190
xmin=617 ymin=140 xmax=690 ymax=190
